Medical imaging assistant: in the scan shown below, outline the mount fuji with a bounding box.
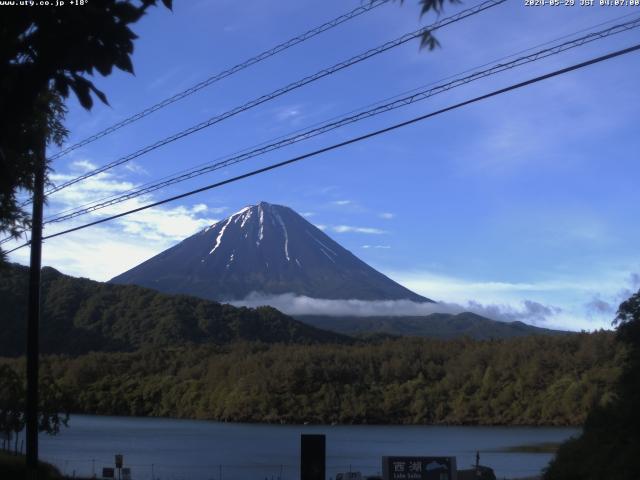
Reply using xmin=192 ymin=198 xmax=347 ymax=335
xmin=110 ymin=201 xmax=432 ymax=303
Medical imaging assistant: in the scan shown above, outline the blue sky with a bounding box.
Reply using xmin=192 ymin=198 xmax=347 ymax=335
xmin=7 ymin=0 xmax=640 ymax=330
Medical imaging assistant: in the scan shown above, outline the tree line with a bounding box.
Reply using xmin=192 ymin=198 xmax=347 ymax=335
xmin=1 ymin=331 xmax=621 ymax=427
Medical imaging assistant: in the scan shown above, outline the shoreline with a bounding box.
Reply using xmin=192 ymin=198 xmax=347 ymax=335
xmin=62 ymin=411 xmax=585 ymax=429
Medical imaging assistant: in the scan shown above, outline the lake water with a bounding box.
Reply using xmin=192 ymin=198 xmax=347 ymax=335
xmin=38 ymin=415 xmax=579 ymax=480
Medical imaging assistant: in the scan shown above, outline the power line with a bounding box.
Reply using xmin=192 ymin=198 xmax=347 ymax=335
xmin=37 ymin=10 xmax=640 ymax=225
xmin=4 ymin=14 xmax=638 ymax=245
xmin=38 ymin=16 xmax=640 ymax=226
xmin=43 ymin=0 xmax=506 ymax=197
xmin=7 ymin=42 xmax=639 ymax=254
xmin=17 ymin=8 xmax=635 ymax=226
xmin=47 ymin=0 xmax=393 ymax=162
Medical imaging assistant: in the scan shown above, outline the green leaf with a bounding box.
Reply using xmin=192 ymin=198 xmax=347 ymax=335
xmin=89 ymin=83 xmax=110 ymax=106
xmin=420 ymin=31 xmax=441 ymax=50
xmin=114 ymin=54 xmax=134 ymax=74
xmin=69 ymin=75 xmax=93 ymax=110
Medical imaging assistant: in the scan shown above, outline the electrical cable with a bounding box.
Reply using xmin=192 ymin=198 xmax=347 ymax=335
xmin=38 ymin=16 xmax=640 ymax=226
xmin=37 ymin=9 xmax=640 ymax=224
xmin=6 ymin=42 xmax=639 ymax=254
xmin=42 ymin=0 xmax=506 ymax=197
xmin=47 ymin=0 xmax=393 ymax=162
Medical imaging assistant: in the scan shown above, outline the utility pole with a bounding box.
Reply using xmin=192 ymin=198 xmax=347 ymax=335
xmin=26 ymin=136 xmax=46 ymax=480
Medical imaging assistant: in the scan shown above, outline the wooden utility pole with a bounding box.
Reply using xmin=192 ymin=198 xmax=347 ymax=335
xmin=26 ymin=136 xmax=46 ymax=479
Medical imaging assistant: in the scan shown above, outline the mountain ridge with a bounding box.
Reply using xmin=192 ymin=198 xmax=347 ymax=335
xmin=295 ymin=313 xmax=569 ymax=340
xmin=0 ymin=263 xmax=351 ymax=357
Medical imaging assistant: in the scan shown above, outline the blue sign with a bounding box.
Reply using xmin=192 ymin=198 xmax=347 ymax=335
xmin=382 ymin=456 xmax=457 ymax=480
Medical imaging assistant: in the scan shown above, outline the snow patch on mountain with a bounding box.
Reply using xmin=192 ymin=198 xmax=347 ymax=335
xmin=209 ymin=216 xmax=233 ymax=255
xmin=274 ymin=209 xmax=290 ymax=262
xmin=240 ymin=209 xmax=252 ymax=228
xmin=306 ymin=230 xmax=336 ymax=257
xmin=257 ymin=205 xmax=265 ymax=246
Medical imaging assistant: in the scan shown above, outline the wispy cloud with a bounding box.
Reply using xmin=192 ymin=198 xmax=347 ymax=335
xmin=274 ymin=104 xmax=304 ymax=124
xmin=585 ymin=273 xmax=640 ymax=320
xmin=332 ymin=200 xmax=352 ymax=206
xmin=585 ymin=297 xmax=615 ymax=316
xmin=312 ymin=223 xmax=386 ymax=235
xmin=465 ymin=299 xmax=561 ymax=326
xmin=333 ymin=225 xmax=386 ymax=235
xmin=362 ymin=244 xmax=391 ymax=249
xmin=231 ymin=292 xmax=561 ymax=326
xmin=123 ymin=162 xmax=149 ymax=176
xmin=68 ymin=160 xmax=97 ymax=173
xmin=379 ymin=212 xmax=395 ymax=220
xmin=146 ymin=66 xmax=183 ymax=91
xmin=386 ymin=268 xmax=640 ymax=330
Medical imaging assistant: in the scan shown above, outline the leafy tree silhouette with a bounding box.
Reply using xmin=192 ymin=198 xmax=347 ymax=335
xmin=0 ymin=365 xmax=71 ymax=453
xmin=545 ymin=288 xmax=640 ymax=480
xmin=0 ymin=0 xmax=173 ymax=258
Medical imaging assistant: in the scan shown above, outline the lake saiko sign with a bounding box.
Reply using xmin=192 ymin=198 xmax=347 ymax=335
xmin=382 ymin=457 xmax=457 ymax=480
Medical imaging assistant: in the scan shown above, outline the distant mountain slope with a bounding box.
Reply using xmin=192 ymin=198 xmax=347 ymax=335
xmin=0 ymin=263 xmax=351 ymax=357
xmin=110 ymin=202 xmax=430 ymax=303
xmin=296 ymin=313 xmax=569 ymax=340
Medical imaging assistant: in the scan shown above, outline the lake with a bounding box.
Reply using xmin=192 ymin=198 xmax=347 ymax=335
xmin=38 ymin=415 xmax=579 ymax=480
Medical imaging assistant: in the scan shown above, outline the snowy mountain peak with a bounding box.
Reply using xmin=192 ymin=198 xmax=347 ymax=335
xmin=203 ymin=202 xmax=294 ymax=257
xmin=111 ymin=202 xmax=431 ymax=303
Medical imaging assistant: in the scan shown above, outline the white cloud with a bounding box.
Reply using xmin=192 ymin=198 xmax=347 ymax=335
xmin=69 ymin=160 xmax=97 ymax=172
xmin=7 ymin=163 xmax=221 ymax=280
xmin=123 ymin=162 xmax=149 ymax=176
xmin=233 ymin=293 xmax=456 ymax=317
xmin=231 ymin=292 xmax=561 ymax=326
xmin=301 ymin=212 xmax=315 ymax=217
xmin=115 ymin=204 xmax=217 ymax=242
xmin=332 ymin=200 xmax=352 ymax=206
xmin=208 ymin=206 xmax=229 ymax=214
xmin=379 ymin=212 xmax=395 ymax=220
xmin=391 ymin=270 xmax=618 ymax=301
xmin=47 ymin=170 xmax=136 ymax=207
xmin=385 ymin=269 xmax=639 ymax=331
xmin=332 ymin=225 xmax=386 ymax=235
xmin=362 ymin=245 xmax=391 ymax=249
xmin=191 ymin=204 xmax=209 ymax=214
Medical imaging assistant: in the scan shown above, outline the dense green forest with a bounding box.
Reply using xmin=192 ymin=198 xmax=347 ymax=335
xmin=1 ymin=332 xmax=621 ymax=426
xmin=0 ymin=264 xmax=349 ymax=356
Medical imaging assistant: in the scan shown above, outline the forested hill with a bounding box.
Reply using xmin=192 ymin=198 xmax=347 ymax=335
xmin=0 ymin=332 xmax=621 ymax=426
xmin=0 ymin=262 xmax=624 ymax=426
xmin=297 ymin=313 xmax=568 ymax=340
xmin=0 ymin=263 xmax=350 ymax=356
